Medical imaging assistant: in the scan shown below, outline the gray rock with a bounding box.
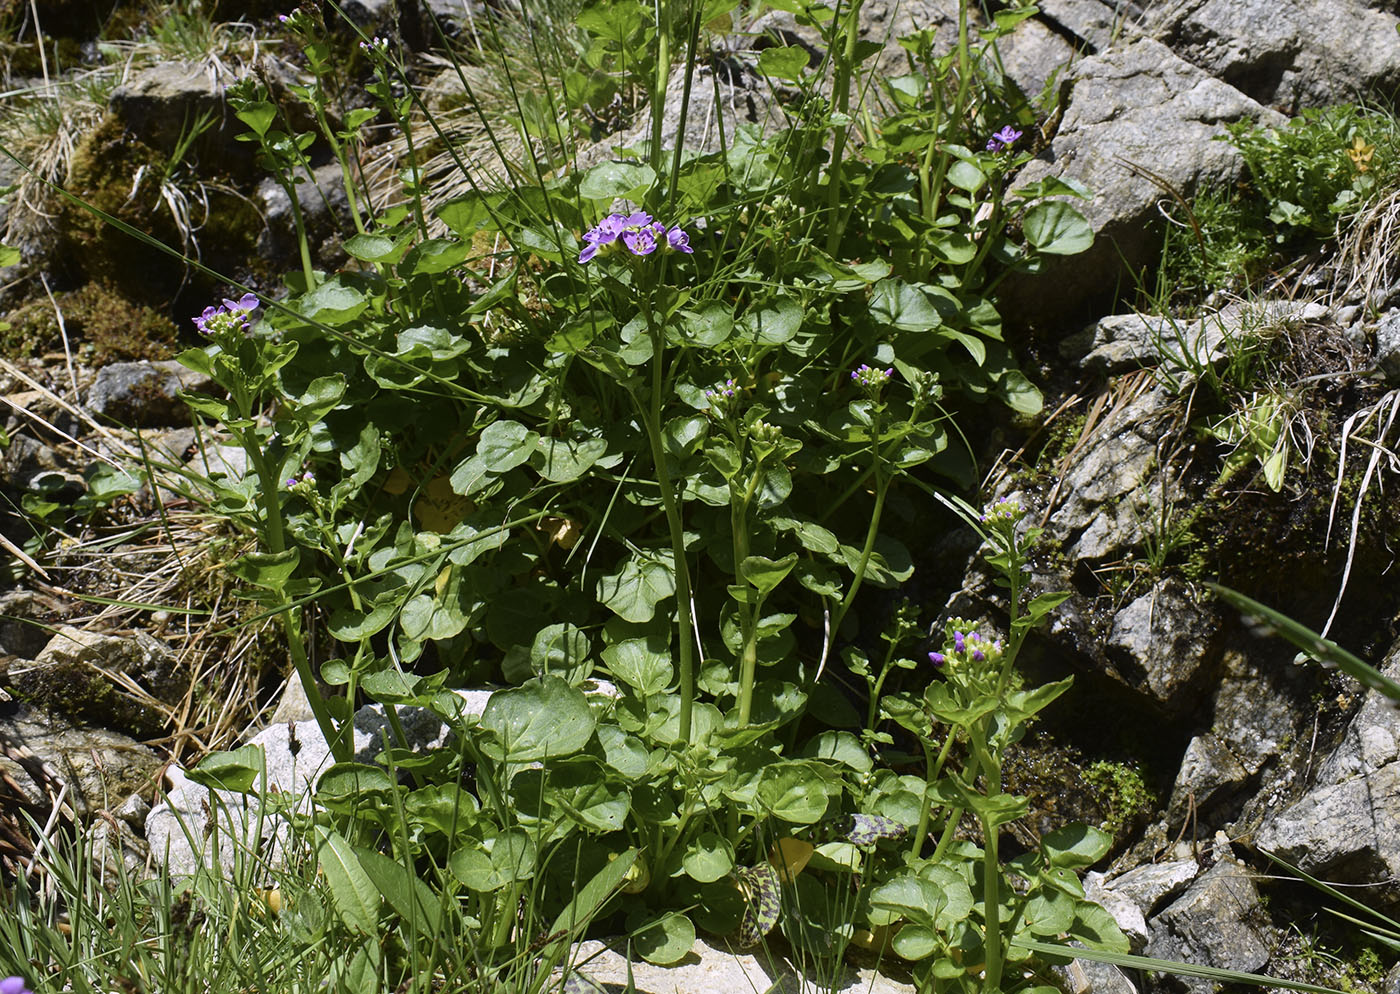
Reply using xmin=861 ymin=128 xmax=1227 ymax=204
xmin=999 ymin=37 xmax=1284 ymax=332
xmin=1053 ymin=955 xmax=1140 ymax=994
xmin=1039 ymin=0 xmax=1145 ymax=51
xmin=1046 ymin=383 xmax=1170 ymax=562
xmin=109 ymin=61 xmax=241 ymax=161
xmin=1254 ymin=653 xmax=1400 ymax=900
xmin=87 ymin=360 xmax=209 ymax=428
xmin=1148 ymin=0 xmax=1400 ymax=111
xmin=1375 ymin=309 xmax=1400 ymax=384
xmin=1086 ymin=870 xmax=1150 ymax=950
xmin=0 ymin=590 xmax=65 ymax=659
xmin=1145 ymin=858 xmax=1270 ymax=994
xmin=256 ymin=160 xmax=354 ymax=272
xmin=564 ymin=936 xmax=913 ymax=994
xmin=0 ymin=703 xmax=162 ymax=820
xmin=1064 ymin=313 xmax=1230 ymax=378
xmin=149 ymin=688 xmax=496 ymax=876
xmin=1102 ymin=859 xmax=1200 ymax=916
xmin=1166 ymin=733 xmax=1249 ymax=829
xmin=1105 ymin=580 xmax=1219 ymax=712
xmin=10 ymin=627 xmax=188 ymax=739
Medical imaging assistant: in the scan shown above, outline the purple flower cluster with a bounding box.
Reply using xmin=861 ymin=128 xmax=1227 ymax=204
xmin=2 ymin=978 xmax=34 ymax=994
xmin=579 ymin=212 xmax=692 ymax=263
xmin=851 ymin=363 xmax=894 ymax=392
xmin=704 ymin=378 xmax=738 ymax=404
xmin=193 ymin=293 xmax=260 ymax=337
xmin=285 ymin=471 xmax=316 ymax=490
xmin=929 ymin=628 xmax=1003 ymax=669
xmin=985 ymin=125 xmax=1023 ymax=152
xmin=979 ymin=496 xmax=1025 ymax=525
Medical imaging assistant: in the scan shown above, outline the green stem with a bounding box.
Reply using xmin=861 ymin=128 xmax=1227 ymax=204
xmin=971 ymin=735 xmax=1005 ymax=993
xmin=733 ymin=470 xmax=763 ymax=726
xmin=910 ymin=732 xmax=957 ymax=859
xmin=636 ymin=327 xmax=695 ymax=745
xmin=824 ymin=0 xmax=868 ymax=256
xmin=648 ymin=0 xmax=672 ymax=179
xmin=830 ymin=469 xmax=889 ymax=638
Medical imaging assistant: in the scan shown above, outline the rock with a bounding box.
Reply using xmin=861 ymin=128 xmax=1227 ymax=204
xmin=1063 ymin=313 xmax=1231 ymax=378
xmin=1375 ymin=309 xmax=1400 ymax=384
xmin=1052 ymin=954 xmax=1141 ymax=994
xmin=0 ymin=702 xmax=162 ymax=820
xmin=564 ymin=936 xmax=913 ymax=994
xmin=0 ymin=590 xmax=66 ymax=659
xmin=1147 ymin=0 xmax=1400 ymax=111
xmin=256 ymin=160 xmax=355 ymax=272
xmin=1045 ymin=382 xmax=1170 ymax=562
xmin=1086 ymin=870 xmax=1150 ymax=950
xmin=1039 ymin=0 xmax=1143 ymax=52
xmin=1144 ymin=858 xmax=1271 ymax=994
xmin=9 ymin=627 xmax=187 ymax=739
xmin=1254 ymin=652 xmax=1400 ymax=900
xmin=1166 ymin=733 xmax=1249 ymax=829
xmin=149 ymin=688 xmax=497 ymax=875
xmin=998 ymin=37 xmax=1284 ymax=332
xmin=1105 ymin=580 xmax=1219 ymax=712
xmin=574 ymin=56 xmax=783 ymax=170
xmin=1102 ymin=859 xmax=1200 ymax=916
xmin=108 ymin=61 xmax=244 ymax=164
xmin=87 ymin=359 xmax=209 ymax=428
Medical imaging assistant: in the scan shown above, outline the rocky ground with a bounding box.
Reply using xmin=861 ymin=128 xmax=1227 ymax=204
xmin=4 ymin=0 xmax=1400 ymax=991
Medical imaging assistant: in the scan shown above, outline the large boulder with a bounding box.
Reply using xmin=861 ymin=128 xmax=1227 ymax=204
xmin=999 ymin=37 xmax=1284 ymax=332
xmin=1147 ymin=0 xmax=1400 ymax=112
xmin=1255 ymin=651 xmax=1400 ymax=902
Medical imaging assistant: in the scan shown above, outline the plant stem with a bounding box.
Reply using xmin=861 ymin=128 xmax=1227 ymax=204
xmin=733 ymin=468 xmax=764 ymax=726
xmin=637 ymin=325 xmax=695 ymax=744
xmin=824 ymin=0 xmax=868 ymax=257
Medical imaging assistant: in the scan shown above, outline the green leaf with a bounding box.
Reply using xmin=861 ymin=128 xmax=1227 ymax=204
xmin=344 ymin=232 xmax=409 ymax=264
xmin=315 ymin=763 xmax=396 ymax=806
xmin=235 ymin=101 xmax=277 ymax=136
xmin=741 ymin=295 xmax=802 ymax=345
xmin=892 ymin=923 xmax=939 ymax=960
xmin=947 ymin=159 xmax=986 ymax=192
xmin=402 ymin=238 xmax=470 ymax=275
xmin=299 ymin=281 xmax=367 ymax=325
xmin=633 ymin=911 xmax=696 ymax=965
xmin=1022 ymin=889 xmax=1077 ymax=936
xmin=596 ymin=550 xmax=675 ymax=623
xmin=532 ymin=437 xmax=608 ymax=482
xmin=186 ymin=745 xmax=265 ymax=793
xmin=226 ymin=549 xmax=300 ymax=590
xmin=869 ymin=278 xmax=948 ymax=331
xmin=580 ymin=161 xmax=656 ymax=200
xmin=1022 ymin=201 xmax=1094 ymax=255
xmin=682 ymin=832 xmax=735 ymax=883
xmin=757 ymin=45 xmax=810 ymax=80
xmin=868 ymin=873 xmax=946 ymax=928
xmin=756 ymin=764 xmax=831 ymax=823
xmin=601 ymin=637 xmax=673 ymax=696
xmin=544 ymin=849 xmax=639 ymax=958
xmin=530 ymin=623 xmax=592 ymax=682
xmin=355 ymin=848 xmax=442 ymax=933
xmin=679 ymin=302 xmax=733 ymax=345
xmin=802 ymin=730 xmax=872 ymax=772
xmin=290 ymin=374 xmax=346 ymax=422
xmin=0 ymin=244 xmax=20 ymax=267
xmin=449 ymin=829 xmax=537 ymax=892
xmin=1041 ymin=824 xmax=1112 ymax=869
xmin=480 ymin=675 xmax=596 ymax=761
xmin=314 ymin=826 xmax=381 ymax=933
xmin=739 ymin=553 xmax=798 ymax=596
xmin=477 ymin=419 xmax=539 ymax=472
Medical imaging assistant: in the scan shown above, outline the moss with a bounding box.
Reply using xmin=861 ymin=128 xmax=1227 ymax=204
xmin=67 ymin=280 xmax=178 ymax=361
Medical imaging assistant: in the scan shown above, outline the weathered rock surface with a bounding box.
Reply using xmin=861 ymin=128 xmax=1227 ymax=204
xmin=1000 ymin=37 xmax=1284 ymax=331
xmin=87 ymin=359 xmax=209 ymax=428
xmin=0 ymin=702 xmax=161 ymax=819
xmin=1105 ymin=579 xmax=1219 ymax=713
xmin=1147 ymin=0 xmax=1400 ymax=111
xmin=9 ymin=627 xmax=187 ymax=739
xmin=1145 ymin=856 xmax=1271 ymax=994
xmin=1255 ymin=653 xmax=1400 ymax=901
xmin=565 ymin=936 xmax=913 ymax=994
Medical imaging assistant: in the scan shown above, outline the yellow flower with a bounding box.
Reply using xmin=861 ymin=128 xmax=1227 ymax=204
xmin=1347 ymin=135 xmax=1375 ymax=172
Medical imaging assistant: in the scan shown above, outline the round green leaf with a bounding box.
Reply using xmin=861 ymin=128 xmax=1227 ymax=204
xmin=633 ymin=911 xmax=696 ymax=965
xmin=580 ymin=161 xmax=657 ymax=201
xmin=480 ymin=675 xmax=596 ymax=761
xmin=682 ymin=832 xmax=735 ymax=883
xmin=1022 ymin=201 xmax=1094 ymax=255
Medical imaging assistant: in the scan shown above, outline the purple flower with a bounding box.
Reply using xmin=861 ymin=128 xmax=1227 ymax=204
xmin=192 ymin=293 xmax=260 ymax=337
xmin=929 ymin=651 xmax=946 ymax=667
xmin=286 ymin=477 xmax=300 ymax=489
xmin=623 ymin=225 xmax=659 ymax=256
xmin=665 ymin=226 xmax=693 ymax=254
xmin=972 ymin=649 xmax=985 ymax=663
xmin=953 ymin=631 xmax=965 ymax=652
xmin=986 ymin=125 xmax=1023 ymax=152
xmin=1 ymin=979 xmax=33 ymax=994
xmin=579 ymin=212 xmax=693 ymax=262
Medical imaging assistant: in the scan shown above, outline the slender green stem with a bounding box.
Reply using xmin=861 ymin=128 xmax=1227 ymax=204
xmin=911 ymin=732 xmax=957 ymax=859
xmin=648 ymin=0 xmax=672 ymax=178
xmin=824 ymin=0 xmax=868 ymax=256
xmin=733 ymin=469 xmax=764 ymax=726
xmin=635 ymin=326 xmax=696 ymax=744
xmin=971 ymin=734 xmax=1005 ymax=993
